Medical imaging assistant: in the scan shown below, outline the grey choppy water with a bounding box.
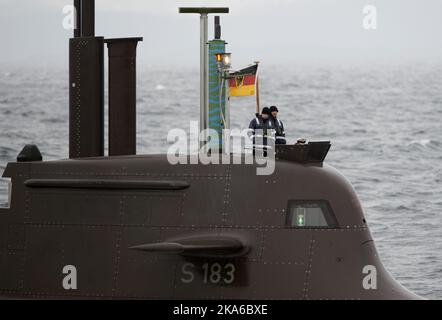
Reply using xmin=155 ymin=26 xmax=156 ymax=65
xmin=0 ymin=62 xmax=441 ymax=299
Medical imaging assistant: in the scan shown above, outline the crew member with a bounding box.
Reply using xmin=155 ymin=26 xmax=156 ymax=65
xmin=248 ymin=107 xmax=275 ymax=155
xmin=270 ymin=106 xmax=286 ymax=145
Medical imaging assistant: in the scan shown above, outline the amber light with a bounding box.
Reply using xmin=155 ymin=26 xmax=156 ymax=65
xmin=215 ymin=53 xmax=223 ymax=62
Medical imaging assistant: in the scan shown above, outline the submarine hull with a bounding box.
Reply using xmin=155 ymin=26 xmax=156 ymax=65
xmin=0 ymin=155 xmax=420 ymax=299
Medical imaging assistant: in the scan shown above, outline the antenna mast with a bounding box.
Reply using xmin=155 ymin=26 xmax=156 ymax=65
xmin=179 ymin=8 xmax=229 ymax=143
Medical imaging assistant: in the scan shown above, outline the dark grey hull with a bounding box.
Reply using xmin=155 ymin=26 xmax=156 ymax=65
xmin=0 ymin=154 xmax=421 ymax=299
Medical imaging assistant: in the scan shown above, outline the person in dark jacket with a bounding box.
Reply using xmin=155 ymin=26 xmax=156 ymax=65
xmin=269 ymin=106 xmax=286 ymax=145
xmin=248 ymin=107 xmax=275 ymax=155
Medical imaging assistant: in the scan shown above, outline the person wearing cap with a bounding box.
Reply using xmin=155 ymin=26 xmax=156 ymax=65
xmin=247 ymin=107 xmax=275 ymax=155
xmin=269 ymin=106 xmax=286 ymax=145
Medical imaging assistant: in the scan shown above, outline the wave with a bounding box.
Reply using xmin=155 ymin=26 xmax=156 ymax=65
xmin=407 ymin=139 xmax=441 ymax=150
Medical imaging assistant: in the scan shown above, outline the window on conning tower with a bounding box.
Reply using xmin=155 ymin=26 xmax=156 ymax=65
xmin=286 ymin=200 xmax=337 ymax=228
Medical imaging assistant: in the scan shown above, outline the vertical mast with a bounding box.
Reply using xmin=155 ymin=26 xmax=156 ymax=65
xmin=69 ymin=1 xmax=143 ymax=158
xmin=69 ymin=0 xmax=104 ymax=158
xmin=105 ymin=38 xmax=143 ymax=156
xmin=200 ymin=13 xmax=209 ymax=136
xmin=73 ymin=0 xmax=95 ymax=38
xmin=179 ymin=7 xmax=229 ymax=149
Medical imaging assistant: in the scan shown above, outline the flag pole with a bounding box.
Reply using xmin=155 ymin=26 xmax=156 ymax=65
xmin=255 ymin=61 xmax=260 ymax=115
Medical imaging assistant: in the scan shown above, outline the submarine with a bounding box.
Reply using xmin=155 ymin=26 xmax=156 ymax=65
xmin=0 ymin=1 xmax=422 ymax=300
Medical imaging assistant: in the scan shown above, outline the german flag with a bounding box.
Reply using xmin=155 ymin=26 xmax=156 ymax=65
xmin=229 ymin=64 xmax=258 ymax=97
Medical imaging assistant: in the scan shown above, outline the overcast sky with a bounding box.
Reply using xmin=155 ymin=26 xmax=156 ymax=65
xmin=0 ymin=0 xmax=441 ymax=67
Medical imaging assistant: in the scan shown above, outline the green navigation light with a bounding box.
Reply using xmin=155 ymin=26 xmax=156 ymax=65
xmin=297 ymin=213 xmax=305 ymax=227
